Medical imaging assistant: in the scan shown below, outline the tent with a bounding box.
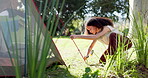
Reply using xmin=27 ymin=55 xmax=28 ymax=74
xmin=0 ymin=0 xmax=65 ymax=77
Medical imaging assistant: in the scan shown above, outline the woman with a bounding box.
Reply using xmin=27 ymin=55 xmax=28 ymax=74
xmin=70 ymin=17 xmax=132 ymax=63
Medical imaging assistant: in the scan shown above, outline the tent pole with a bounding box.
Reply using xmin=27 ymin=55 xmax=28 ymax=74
xmin=24 ymin=0 xmax=27 ymax=77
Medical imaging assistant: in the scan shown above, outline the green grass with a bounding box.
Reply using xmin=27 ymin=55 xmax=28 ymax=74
xmin=47 ymin=38 xmax=106 ymax=77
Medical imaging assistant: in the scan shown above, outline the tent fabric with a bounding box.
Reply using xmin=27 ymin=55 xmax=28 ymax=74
xmin=0 ymin=0 xmax=65 ymax=77
xmin=28 ymin=0 xmax=66 ymax=66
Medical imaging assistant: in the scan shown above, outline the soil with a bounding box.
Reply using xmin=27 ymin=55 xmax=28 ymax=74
xmin=136 ymin=64 xmax=148 ymax=78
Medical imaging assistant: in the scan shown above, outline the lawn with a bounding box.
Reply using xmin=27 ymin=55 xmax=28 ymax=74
xmin=47 ymin=37 xmax=138 ymax=78
xmin=47 ymin=37 xmax=108 ymax=78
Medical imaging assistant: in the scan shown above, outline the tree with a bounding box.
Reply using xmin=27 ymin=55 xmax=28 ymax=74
xmin=59 ymin=0 xmax=129 ymax=35
xmin=58 ymin=0 xmax=88 ymax=35
xmin=86 ymin=0 xmax=129 ymax=21
xmin=33 ymin=0 xmax=88 ymax=36
xmin=129 ymin=0 xmax=148 ymax=36
xmin=34 ymin=0 xmax=129 ymax=36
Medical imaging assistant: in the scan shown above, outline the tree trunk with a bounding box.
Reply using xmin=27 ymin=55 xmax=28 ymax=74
xmin=128 ymin=0 xmax=148 ymax=37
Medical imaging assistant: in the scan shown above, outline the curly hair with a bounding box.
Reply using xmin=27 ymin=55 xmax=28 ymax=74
xmin=85 ymin=17 xmax=113 ymax=34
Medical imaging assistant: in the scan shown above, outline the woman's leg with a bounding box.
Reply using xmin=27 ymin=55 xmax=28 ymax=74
xmin=99 ymin=33 xmax=132 ymax=63
xmin=99 ymin=33 xmax=117 ymax=63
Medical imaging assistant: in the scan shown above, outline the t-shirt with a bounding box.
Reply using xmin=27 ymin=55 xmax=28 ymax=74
xmin=97 ymin=25 xmax=123 ymax=45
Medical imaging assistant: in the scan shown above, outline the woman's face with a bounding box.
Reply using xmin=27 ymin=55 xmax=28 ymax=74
xmin=86 ymin=26 xmax=101 ymax=34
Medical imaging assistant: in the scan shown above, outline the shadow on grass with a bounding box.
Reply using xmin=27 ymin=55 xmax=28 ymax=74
xmin=135 ymin=64 xmax=148 ymax=78
xmin=47 ymin=64 xmax=77 ymax=78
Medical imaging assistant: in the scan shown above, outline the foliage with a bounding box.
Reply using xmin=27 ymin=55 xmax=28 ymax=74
xmin=26 ymin=0 xmax=65 ymax=77
xmin=60 ymin=0 xmax=88 ymax=20
xmin=34 ymin=0 xmax=129 ymax=36
xmin=132 ymin=14 xmax=148 ymax=68
xmin=103 ymin=36 xmax=133 ymax=77
xmin=87 ymin=0 xmax=129 ymax=21
xmin=82 ymin=67 xmax=99 ymax=78
xmin=1 ymin=0 xmax=65 ymax=77
xmin=103 ymin=14 xmax=148 ymax=78
xmin=34 ymin=0 xmax=87 ymax=36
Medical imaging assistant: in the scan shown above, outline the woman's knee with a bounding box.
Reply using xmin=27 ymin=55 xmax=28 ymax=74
xmin=109 ymin=33 xmax=117 ymax=39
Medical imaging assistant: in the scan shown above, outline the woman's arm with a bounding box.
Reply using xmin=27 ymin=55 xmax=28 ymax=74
xmin=70 ymin=26 xmax=111 ymax=40
xmin=70 ymin=35 xmax=97 ymax=40
xmin=83 ymin=39 xmax=97 ymax=60
xmin=87 ymin=39 xmax=97 ymax=55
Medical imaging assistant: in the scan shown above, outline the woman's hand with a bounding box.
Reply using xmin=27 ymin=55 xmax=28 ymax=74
xmin=70 ymin=35 xmax=77 ymax=39
xmin=83 ymin=55 xmax=89 ymax=61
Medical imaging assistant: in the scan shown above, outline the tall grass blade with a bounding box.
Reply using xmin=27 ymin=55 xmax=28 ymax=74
xmin=1 ymin=0 xmax=64 ymax=77
xmin=25 ymin=0 xmax=65 ymax=77
xmin=132 ymin=13 xmax=148 ymax=68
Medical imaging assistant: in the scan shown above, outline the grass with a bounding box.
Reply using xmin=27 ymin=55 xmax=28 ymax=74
xmin=0 ymin=0 xmax=65 ymax=77
xmin=132 ymin=15 xmax=148 ymax=68
xmin=47 ymin=37 xmax=138 ymax=78
xmin=47 ymin=38 xmax=105 ymax=78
